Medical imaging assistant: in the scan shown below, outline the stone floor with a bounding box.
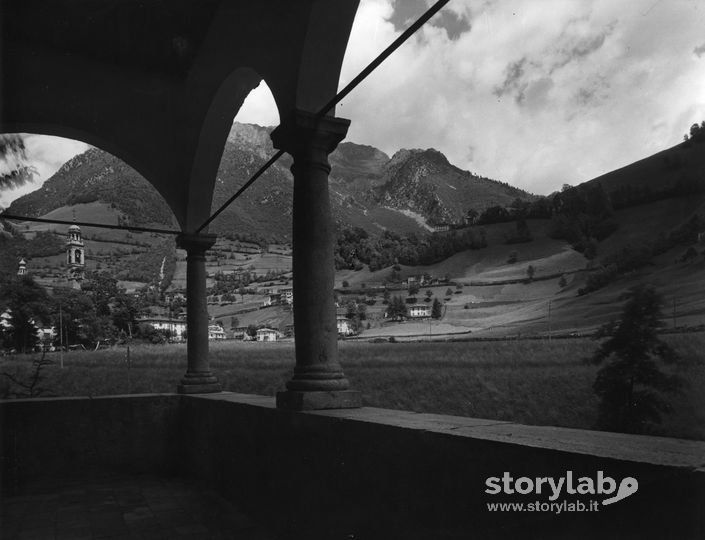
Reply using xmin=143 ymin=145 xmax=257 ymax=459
xmin=0 ymin=473 xmax=272 ymax=540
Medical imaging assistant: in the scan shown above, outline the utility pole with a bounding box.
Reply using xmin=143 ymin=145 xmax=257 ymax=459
xmin=59 ymin=304 xmax=64 ymax=369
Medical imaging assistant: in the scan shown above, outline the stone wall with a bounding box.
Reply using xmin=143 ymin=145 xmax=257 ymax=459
xmin=2 ymin=392 xmax=704 ymax=539
xmin=0 ymin=394 xmax=181 ymax=493
xmin=179 ymin=393 xmax=705 ymax=539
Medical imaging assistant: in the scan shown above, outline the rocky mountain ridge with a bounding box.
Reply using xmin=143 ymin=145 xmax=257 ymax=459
xmin=6 ymin=123 xmax=536 ymax=241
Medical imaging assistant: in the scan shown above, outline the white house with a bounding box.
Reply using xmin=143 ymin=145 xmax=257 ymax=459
xmin=208 ymin=324 xmax=226 ymax=340
xmin=138 ymin=317 xmax=187 ymax=340
xmin=256 ymin=327 xmax=280 ymax=342
xmin=409 ymin=304 xmax=432 ymax=318
xmin=336 ymin=316 xmax=355 ymax=336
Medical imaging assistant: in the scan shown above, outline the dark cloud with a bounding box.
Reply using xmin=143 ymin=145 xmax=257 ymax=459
xmin=432 ymin=10 xmax=471 ymax=40
xmin=0 ymin=134 xmax=36 ymax=190
xmin=388 ymin=0 xmax=428 ymax=30
xmin=0 ymin=166 xmax=37 ymax=190
xmin=0 ymin=134 xmax=27 ymax=161
xmin=694 ymin=42 xmax=705 ymax=57
xmin=493 ymin=57 xmax=529 ymax=104
xmin=388 ymin=0 xmax=470 ymax=40
xmin=573 ymin=75 xmax=610 ymax=108
xmin=550 ymin=23 xmax=616 ymax=73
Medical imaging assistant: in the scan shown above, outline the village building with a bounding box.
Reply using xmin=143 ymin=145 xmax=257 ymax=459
xmin=256 ymin=327 xmax=280 ymax=342
xmin=208 ymin=324 xmax=226 ymax=340
xmin=137 ymin=317 xmax=187 ymax=341
xmin=17 ymin=258 xmax=27 ymax=277
xmin=280 ymin=286 xmax=293 ymax=305
xmin=336 ymin=316 xmax=355 ymax=337
xmin=409 ymin=304 xmax=432 ymax=319
xmin=262 ymin=292 xmax=281 ymax=307
xmin=232 ymin=326 xmax=250 ymax=340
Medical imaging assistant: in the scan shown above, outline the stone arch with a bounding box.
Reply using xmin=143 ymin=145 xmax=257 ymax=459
xmin=1 ymin=128 xmax=179 ymax=229
xmin=294 ymin=1 xmax=360 ymax=115
xmin=1 ymin=124 xmax=155 ymax=199
xmin=185 ymin=67 xmax=270 ymax=232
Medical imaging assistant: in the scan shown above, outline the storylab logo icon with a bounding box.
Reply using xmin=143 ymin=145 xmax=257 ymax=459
xmin=485 ymin=471 xmax=639 ymax=514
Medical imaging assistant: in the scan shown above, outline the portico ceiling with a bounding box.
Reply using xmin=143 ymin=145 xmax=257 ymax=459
xmin=0 ymin=0 xmax=360 ymax=231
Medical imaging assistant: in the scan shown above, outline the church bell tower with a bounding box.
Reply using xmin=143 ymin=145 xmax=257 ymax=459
xmin=66 ymin=222 xmax=85 ymax=288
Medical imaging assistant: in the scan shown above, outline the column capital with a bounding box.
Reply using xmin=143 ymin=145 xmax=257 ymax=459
xmin=271 ymin=110 xmax=351 ymax=157
xmin=176 ymin=233 xmax=217 ymax=254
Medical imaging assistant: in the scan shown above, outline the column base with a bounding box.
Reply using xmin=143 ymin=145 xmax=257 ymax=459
xmin=177 ymin=373 xmax=222 ymax=394
xmin=276 ymin=390 xmax=362 ymax=411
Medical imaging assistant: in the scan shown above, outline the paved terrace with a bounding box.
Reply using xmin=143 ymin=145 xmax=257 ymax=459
xmin=2 ymin=393 xmax=704 ymax=539
xmin=1 ymin=473 xmax=269 ymax=540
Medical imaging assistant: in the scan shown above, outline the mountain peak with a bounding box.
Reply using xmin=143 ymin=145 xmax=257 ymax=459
xmin=226 ymin=122 xmax=275 ymax=159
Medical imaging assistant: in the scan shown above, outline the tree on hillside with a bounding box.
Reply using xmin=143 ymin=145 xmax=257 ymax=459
xmin=387 ymin=295 xmax=407 ymax=321
xmin=431 ymin=298 xmax=443 ymax=319
xmin=408 ymin=282 xmax=420 ymax=296
xmin=587 ymin=285 xmax=680 ymax=434
xmin=558 ymin=274 xmax=568 ymax=288
xmin=526 ymin=265 xmax=536 ymax=281
xmin=425 ymin=289 xmax=433 ymax=302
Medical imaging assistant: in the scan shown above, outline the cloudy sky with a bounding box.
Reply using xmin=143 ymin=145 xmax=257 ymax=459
xmin=2 ymin=0 xmax=704 ymax=207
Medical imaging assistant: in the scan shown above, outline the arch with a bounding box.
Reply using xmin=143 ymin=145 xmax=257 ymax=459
xmin=185 ymin=67 xmax=266 ymax=231
xmin=0 ymin=127 xmax=179 ymax=229
xmin=0 ymin=124 xmax=155 ymax=196
xmin=294 ymin=1 xmax=360 ymax=115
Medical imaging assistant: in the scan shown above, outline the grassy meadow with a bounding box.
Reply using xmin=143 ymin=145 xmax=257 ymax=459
xmin=1 ymin=335 xmax=704 ymax=441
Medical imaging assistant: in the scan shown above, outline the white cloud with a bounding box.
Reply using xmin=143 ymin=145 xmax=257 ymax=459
xmin=233 ymin=81 xmax=280 ymax=127
xmin=3 ymin=0 xmax=704 ymax=205
xmin=338 ymin=0 xmax=705 ymax=194
xmin=0 ymin=135 xmax=89 ymax=208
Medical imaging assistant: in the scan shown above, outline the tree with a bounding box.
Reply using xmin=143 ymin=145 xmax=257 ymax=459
xmin=342 ymin=280 xmax=349 ymax=288
xmin=387 ymin=295 xmax=407 ymax=321
xmin=51 ymin=287 xmax=97 ymax=347
xmin=445 ymin=288 xmax=453 ymax=297
xmin=558 ymin=274 xmax=567 ymax=288
xmin=587 ymin=285 xmax=679 ymax=434
xmin=0 ymin=275 xmax=52 ymax=352
xmin=408 ymin=282 xmax=420 ymax=296
xmin=425 ymin=289 xmax=433 ymax=302
xmin=526 ymin=265 xmax=536 ymax=281
xmin=431 ymin=298 xmax=443 ymax=319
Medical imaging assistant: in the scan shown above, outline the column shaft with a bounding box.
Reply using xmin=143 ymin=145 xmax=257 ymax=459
xmin=177 ymin=233 xmax=221 ymax=394
xmin=271 ymin=110 xmax=361 ymax=410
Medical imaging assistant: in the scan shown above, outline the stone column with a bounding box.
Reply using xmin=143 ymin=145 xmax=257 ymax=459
xmin=271 ymin=110 xmax=361 ymax=410
xmin=176 ymin=233 xmax=221 ymax=394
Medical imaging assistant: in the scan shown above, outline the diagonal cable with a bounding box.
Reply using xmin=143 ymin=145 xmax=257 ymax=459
xmin=196 ymin=0 xmax=451 ymax=233
xmin=0 ymin=214 xmax=180 ymax=235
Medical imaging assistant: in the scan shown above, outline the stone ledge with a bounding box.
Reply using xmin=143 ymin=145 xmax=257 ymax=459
xmin=186 ymin=392 xmax=705 ymax=471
